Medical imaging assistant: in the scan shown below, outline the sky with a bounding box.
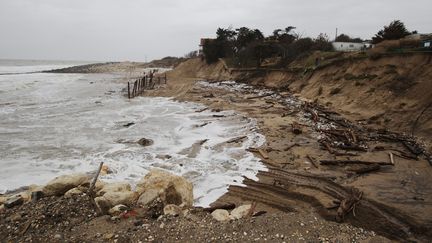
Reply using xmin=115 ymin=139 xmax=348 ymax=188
xmin=0 ymin=0 xmax=431 ymax=62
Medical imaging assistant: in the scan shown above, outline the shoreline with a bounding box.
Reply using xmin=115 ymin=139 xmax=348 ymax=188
xmin=1 ymin=59 xmax=432 ymax=241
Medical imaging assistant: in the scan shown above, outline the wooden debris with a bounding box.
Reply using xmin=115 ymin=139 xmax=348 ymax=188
xmin=306 ymin=155 xmax=318 ymax=168
xmin=246 ymin=93 xmax=273 ymax=99
xmin=203 ymin=203 xmax=236 ymax=213
xmin=389 ymin=152 xmax=395 ymax=165
xmin=291 ymin=122 xmax=302 ymax=135
xmin=252 ymin=211 xmax=267 ymax=217
xmin=348 ymin=164 xmax=381 ymax=175
xmin=247 ymin=201 xmax=258 ymax=217
xmin=320 ymin=160 xmax=393 ymax=166
xmin=88 ymin=162 xmax=104 ymax=214
xmin=336 ymin=188 xmax=363 ymax=222
xmin=258 ymin=149 xmax=269 ymax=159
xmin=226 ymin=136 xmax=247 ymax=144
xmin=195 ymin=107 xmax=208 ymax=113
xmin=212 ymin=114 xmax=225 ymax=118
xmin=284 ymin=143 xmax=299 ymax=151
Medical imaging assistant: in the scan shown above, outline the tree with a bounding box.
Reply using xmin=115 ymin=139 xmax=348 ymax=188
xmin=313 ymin=33 xmax=333 ymax=51
xmin=235 ymin=27 xmax=264 ymax=50
xmin=372 ymin=20 xmax=411 ymax=44
xmin=335 ymin=34 xmax=363 ymax=43
xmin=269 ymin=26 xmax=297 ymax=44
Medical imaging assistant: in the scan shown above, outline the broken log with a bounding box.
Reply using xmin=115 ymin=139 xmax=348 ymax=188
xmin=348 ymin=164 xmax=381 ymax=175
xmin=320 ymin=160 xmax=393 ymax=166
xmin=203 ymin=203 xmax=236 ymax=213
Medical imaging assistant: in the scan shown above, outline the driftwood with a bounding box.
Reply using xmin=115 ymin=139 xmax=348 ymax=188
xmin=284 ymin=143 xmax=299 ymax=151
xmin=88 ymin=162 xmax=104 ymax=214
xmin=336 ymin=188 xmax=363 ymax=222
xmin=348 ymin=164 xmax=381 ymax=175
xmin=320 ymin=160 xmax=393 ymax=166
xmin=389 ymin=152 xmax=395 ymax=165
xmin=212 ymin=114 xmax=225 ymax=118
xmin=306 ymin=155 xmax=318 ymax=168
xmin=226 ymin=136 xmax=247 ymax=143
xmin=252 ymin=211 xmax=267 ymax=217
xmin=246 ymin=93 xmax=273 ymax=99
xmin=258 ymin=149 xmax=269 ymax=159
xmin=203 ymin=203 xmax=236 ymax=213
xmin=195 ymin=107 xmax=208 ymax=113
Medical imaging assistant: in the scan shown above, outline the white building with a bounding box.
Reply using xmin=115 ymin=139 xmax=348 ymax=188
xmin=332 ymin=42 xmax=370 ymax=52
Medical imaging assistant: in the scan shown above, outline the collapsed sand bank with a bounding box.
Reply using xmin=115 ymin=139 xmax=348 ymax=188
xmin=142 ymin=57 xmax=432 ymax=242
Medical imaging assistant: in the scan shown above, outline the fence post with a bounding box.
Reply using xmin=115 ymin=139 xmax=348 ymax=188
xmin=127 ymin=82 xmax=130 ymax=99
xmin=165 ymin=73 xmax=167 ymax=84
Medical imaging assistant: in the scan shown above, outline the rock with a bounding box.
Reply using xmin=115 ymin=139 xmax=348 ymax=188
xmin=0 ymin=196 xmax=7 ymax=205
xmin=31 ymin=191 xmax=44 ymax=202
xmin=95 ymin=191 xmax=137 ymax=214
xmin=137 ymin=188 xmax=159 ymax=206
xmin=133 ymin=219 xmax=143 ymax=226
xmin=42 ymin=173 xmax=90 ymax=196
xmin=10 ymin=213 xmax=22 ymax=221
xmin=4 ymin=196 xmax=24 ymax=208
xmin=230 ymin=204 xmax=252 ymax=220
xmin=137 ymin=138 xmax=154 ymax=147
xmin=163 ymin=204 xmax=182 ymax=216
xmin=100 ymin=165 xmax=113 ymax=176
xmin=103 ymin=233 xmax=115 ymax=240
xmin=0 ymin=204 xmax=4 ymax=212
xmin=108 ymin=204 xmax=128 ymax=216
xmin=136 ymin=169 xmax=193 ymax=207
xmin=97 ymin=182 xmax=131 ymax=197
xmin=64 ymin=188 xmax=83 ymax=198
xmin=211 ymin=209 xmax=231 ymax=222
xmin=54 ymin=234 xmax=62 ymax=239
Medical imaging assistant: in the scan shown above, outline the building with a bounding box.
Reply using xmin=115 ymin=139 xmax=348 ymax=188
xmin=332 ymin=42 xmax=371 ymax=52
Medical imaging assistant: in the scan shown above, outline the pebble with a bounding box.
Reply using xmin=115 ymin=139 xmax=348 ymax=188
xmin=54 ymin=234 xmax=62 ymax=239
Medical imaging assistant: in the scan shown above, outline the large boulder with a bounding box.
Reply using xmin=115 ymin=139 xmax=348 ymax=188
xmin=95 ymin=191 xmax=137 ymax=214
xmin=211 ymin=209 xmax=231 ymax=222
xmin=136 ymin=169 xmax=193 ymax=207
xmin=42 ymin=174 xmax=90 ymax=196
xmin=96 ymin=182 xmax=131 ymax=196
xmin=230 ymin=204 xmax=252 ymax=220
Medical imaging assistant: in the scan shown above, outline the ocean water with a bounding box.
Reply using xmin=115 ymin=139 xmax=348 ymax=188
xmin=0 ymin=60 xmax=266 ymax=206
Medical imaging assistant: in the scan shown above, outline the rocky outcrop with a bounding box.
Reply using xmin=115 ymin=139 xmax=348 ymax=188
xmin=136 ymin=169 xmax=193 ymax=207
xmin=42 ymin=174 xmax=90 ymax=196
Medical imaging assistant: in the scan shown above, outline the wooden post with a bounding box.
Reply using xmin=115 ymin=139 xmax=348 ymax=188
xmin=127 ymin=82 xmax=130 ymax=99
xmin=165 ymin=73 xmax=167 ymax=84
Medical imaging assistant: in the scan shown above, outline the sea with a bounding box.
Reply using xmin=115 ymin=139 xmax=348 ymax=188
xmin=0 ymin=59 xmax=266 ymax=206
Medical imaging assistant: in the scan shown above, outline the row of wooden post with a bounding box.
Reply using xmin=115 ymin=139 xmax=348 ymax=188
xmin=127 ymin=73 xmax=167 ymax=99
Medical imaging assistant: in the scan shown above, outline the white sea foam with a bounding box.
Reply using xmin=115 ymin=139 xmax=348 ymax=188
xmin=0 ymin=63 xmax=266 ymax=206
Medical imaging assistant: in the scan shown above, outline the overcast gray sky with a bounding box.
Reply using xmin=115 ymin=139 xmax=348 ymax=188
xmin=0 ymin=0 xmax=430 ymax=62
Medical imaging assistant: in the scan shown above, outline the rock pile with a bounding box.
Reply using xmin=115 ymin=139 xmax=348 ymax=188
xmin=0 ymin=169 xmax=194 ymax=220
